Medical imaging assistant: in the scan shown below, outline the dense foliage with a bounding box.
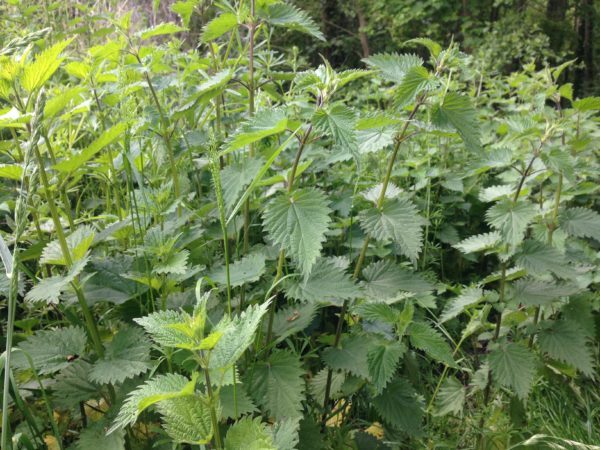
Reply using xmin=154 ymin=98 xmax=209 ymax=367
xmin=0 ymin=1 xmax=599 ymax=449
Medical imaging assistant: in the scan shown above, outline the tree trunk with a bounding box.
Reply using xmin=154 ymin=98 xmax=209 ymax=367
xmin=574 ymin=0 xmax=595 ymax=95
xmin=355 ymin=0 xmax=370 ymax=58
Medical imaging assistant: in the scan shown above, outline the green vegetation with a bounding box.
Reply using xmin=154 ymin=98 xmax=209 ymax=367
xmin=0 ymin=1 xmax=598 ymax=449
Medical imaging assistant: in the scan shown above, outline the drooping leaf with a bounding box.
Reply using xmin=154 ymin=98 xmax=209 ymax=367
xmin=158 ymin=395 xmax=213 ymax=444
xmin=109 ymin=373 xmax=193 ymax=433
xmin=440 ymin=287 xmax=485 ymax=323
xmin=139 ymin=23 xmax=186 ymax=40
xmin=312 ymin=104 xmax=357 ymax=154
xmin=309 ymin=368 xmax=345 ymax=406
xmin=395 ymin=66 xmax=434 ymax=107
xmin=209 ymin=252 xmax=266 ymax=287
xmin=514 ymin=240 xmax=575 ymax=279
xmin=25 ymin=257 xmax=88 ymax=304
xmin=219 ymin=384 xmax=257 ymax=420
xmin=248 ymin=350 xmax=305 ymax=420
xmin=431 ymin=92 xmax=480 ymax=150
xmin=262 ymin=3 xmax=324 ymax=41
xmin=21 ymin=38 xmax=73 ymax=91
xmin=488 ymin=341 xmax=537 ymax=399
xmin=559 ymin=207 xmax=600 ymax=242
xmin=485 ymin=199 xmax=537 ymax=249
xmin=89 ymin=326 xmax=152 ymax=384
xmin=454 ymin=232 xmax=502 ymax=254
xmin=75 ymin=420 xmax=125 ymax=450
xmin=225 ymin=416 xmax=276 ymax=450
xmin=322 ymin=334 xmax=371 ymax=379
xmin=223 ymin=109 xmax=288 ymax=155
xmin=432 ymin=377 xmax=465 ymax=417
xmin=201 ymin=13 xmax=238 ymax=42
xmin=408 ymin=321 xmax=455 ymax=367
xmin=271 ymin=302 xmax=320 ymax=343
xmin=52 ymin=360 xmax=99 ymax=408
xmin=221 ymin=157 xmax=264 ymax=212
xmin=285 ymin=257 xmax=359 ymax=305
xmin=510 ymin=278 xmax=581 ymax=307
xmin=54 ymin=122 xmax=128 ymax=172
xmin=263 ymin=188 xmax=331 ymax=276
xmin=367 ymin=341 xmax=405 ymax=394
xmin=538 ymin=320 xmax=594 ymax=377
xmin=359 ymin=197 xmax=426 ymax=263
xmin=572 ymin=96 xmax=600 ymax=111
xmin=361 ymin=260 xmax=433 ymax=302
xmin=210 ymin=301 xmax=270 ymax=370
xmin=372 ymin=378 xmax=423 ymax=434
xmin=363 ymin=53 xmax=423 ymax=84
xmin=15 ymin=326 xmax=87 ymax=375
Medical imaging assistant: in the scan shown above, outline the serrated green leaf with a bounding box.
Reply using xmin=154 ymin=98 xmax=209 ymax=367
xmin=21 ymin=38 xmax=73 ymax=91
xmin=263 ymin=188 xmax=331 ymax=276
xmin=431 ymin=92 xmax=480 ymax=150
xmin=210 ymin=301 xmax=270 ymax=370
xmin=372 ymin=378 xmax=423 ymax=434
xmin=488 ymin=342 xmax=536 ymax=399
xmin=454 ymin=231 xmax=502 ymax=254
xmin=221 ymin=157 xmax=264 ymax=212
xmin=514 ymin=240 xmax=575 ymax=279
xmin=75 ymin=420 xmax=125 ymax=450
xmin=54 ymin=122 xmax=128 ymax=172
xmin=440 ymin=287 xmax=485 ymax=323
xmin=572 ymin=96 xmax=600 ymax=111
xmin=363 ymin=53 xmax=423 ymax=84
xmin=309 ymin=368 xmax=345 ymax=406
xmin=361 ymin=260 xmax=433 ymax=302
xmin=140 ymin=23 xmax=186 ymax=40
xmin=396 ymin=66 xmax=434 ymax=107
xmin=271 ymin=302 xmax=320 ymax=343
xmin=25 ymin=257 xmax=88 ymax=304
xmin=109 ymin=373 xmax=191 ymax=433
xmin=223 ymin=109 xmax=288 ymax=155
xmin=135 ymin=309 xmax=192 ymax=349
xmin=272 ymin=417 xmax=301 ymax=450
xmin=262 ymin=3 xmax=324 ymax=41
xmin=219 ymin=384 xmax=257 ymax=420
xmin=285 ymin=257 xmax=359 ymax=305
xmin=322 ymin=334 xmax=371 ymax=379
xmin=433 ymin=377 xmax=465 ymax=417
xmin=89 ymin=326 xmax=151 ymax=384
xmin=13 ymin=326 xmax=84 ymax=375
xmin=225 ymin=416 xmax=276 ymax=450
xmin=408 ymin=321 xmax=455 ymax=366
xmin=510 ymin=278 xmax=581 ymax=307
xmin=559 ymin=207 xmax=600 ymax=242
xmin=158 ymin=395 xmax=213 ymax=444
xmin=52 ymin=360 xmax=99 ymax=408
xmin=248 ymin=350 xmax=305 ymax=420
xmin=201 ymin=12 xmax=238 ymax=42
xmin=210 ymin=252 xmax=266 ymax=287
xmin=312 ymin=104 xmax=357 ymax=154
xmin=538 ymin=320 xmax=594 ymax=377
xmin=354 ymin=302 xmax=399 ymax=324
xmin=405 ymin=38 xmax=442 ymax=57
xmin=41 ymin=225 xmax=95 ymax=266
xmin=359 ymin=197 xmax=426 ymax=263
xmin=367 ymin=341 xmax=405 ymax=394
xmin=486 ymin=199 xmax=537 ymax=249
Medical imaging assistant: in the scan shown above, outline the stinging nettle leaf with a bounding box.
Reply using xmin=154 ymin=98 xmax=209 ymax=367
xmin=359 ymin=197 xmax=426 ymax=263
xmin=201 ymin=12 xmax=238 ymax=42
xmin=262 ymin=3 xmax=325 ymax=41
xmin=488 ymin=341 xmax=536 ymax=399
xmin=485 ymin=199 xmax=537 ymax=250
xmin=454 ymin=231 xmax=502 ymax=254
xmin=408 ymin=321 xmax=455 ymax=367
xmin=222 ymin=109 xmax=288 ymax=155
xmin=363 ymin=53 xmax=423 ymax=84
xmin=431 ymin=92 xmax=480 ymax=150
xmin=263 ymin=188 xmax=331 ymax=276
xmin=559 ymin=207 xmax=600 ymax=242
xmin=440 ymin=287 xmax=485 ymax=323
xmin=537 ymin=320 xmax=594 ymax=377
xmin=367 ymin=341 xmax=405 ymax=394
xmin=209 ymin=252 xmax=266 ymax=288
xmin=372 ymin=377 xmax=423 ymax=435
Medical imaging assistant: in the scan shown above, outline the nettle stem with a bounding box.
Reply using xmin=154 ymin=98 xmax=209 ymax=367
xmin=33 ymin=145 xmax=104 ymax=357
xmin=264 ymin=124 xmax=314 ymax=349
xmin=135 ymin=53 xmax=181 ymax=216
xmin=321 ymin=98 xmax=425 ymax=425
xmin=203 ymin=366 xmax=223 ymax=449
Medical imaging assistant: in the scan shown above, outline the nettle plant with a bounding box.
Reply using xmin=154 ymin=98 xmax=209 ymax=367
xmin=0 ymin=1 xmax=598 ymax=449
